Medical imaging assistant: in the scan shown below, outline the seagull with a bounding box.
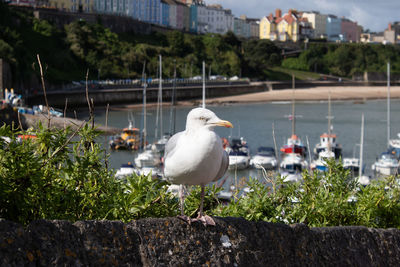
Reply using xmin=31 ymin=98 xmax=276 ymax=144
xmin=164 ymin=107 xmax=233 ymax=225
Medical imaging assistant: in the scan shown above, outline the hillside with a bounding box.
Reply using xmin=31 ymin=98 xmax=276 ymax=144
xmin=1 ymin=3 xmax=400 ymax=92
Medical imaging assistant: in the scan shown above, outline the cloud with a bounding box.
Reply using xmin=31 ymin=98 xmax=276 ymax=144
xmin=349 ymin=6 xmax=375 ymax=31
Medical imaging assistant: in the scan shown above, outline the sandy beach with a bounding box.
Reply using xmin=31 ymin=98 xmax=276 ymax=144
xmin=203 ymin=85 xmax=400 ymax=106
xmin=109 ymin=85 xmax=400 ymax=110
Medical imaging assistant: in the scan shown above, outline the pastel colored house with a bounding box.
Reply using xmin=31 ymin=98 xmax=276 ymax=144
xmin=188 ymin=4 xmax=198 ymax=32
xmin=341 ymin=18 xmax=360 ymax=42
xmin=50 ymin=0 xmax=95 ymax=12
xmin=275 ymin=9 xmax=299 ymax=42
xmin=160 ymin=0 xmax=170 ymax=26
xmin=326 ymin=15 xmax=342 ymax=41
xmin=233 ymin=16 xmax=250 ymax=38
xmin=301 ymin=11 xmax=327 ymax=39
xmin=204 ymin=4 xmax=233 ymax=35
xmin=259 ymin=9 xmax=299 ymax=42
xmin=259 ymin=13 xmax=276 ymax=40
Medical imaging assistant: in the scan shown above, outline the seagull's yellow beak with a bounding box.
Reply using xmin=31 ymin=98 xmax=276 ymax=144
xmin=214 ymin=120 xmax=233 ymax=128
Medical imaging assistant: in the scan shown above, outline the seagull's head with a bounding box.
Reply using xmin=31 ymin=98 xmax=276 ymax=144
xmin=186 ymin=107 xmax=233 ymax=131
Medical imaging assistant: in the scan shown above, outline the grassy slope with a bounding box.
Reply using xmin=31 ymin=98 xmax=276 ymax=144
xmin=269 ymin=67 xmax=322 ymax=81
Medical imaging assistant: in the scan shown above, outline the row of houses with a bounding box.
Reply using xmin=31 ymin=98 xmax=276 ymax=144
xmin=259 ymin=9 xmax=362 ymax=43
xmin=7 ymin=0 xmax=400 ymax=43
xmin=37 ymin=0 xmax=259 ymax=38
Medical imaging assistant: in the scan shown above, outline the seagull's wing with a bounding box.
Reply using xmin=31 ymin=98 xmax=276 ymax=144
xmin=164 ymin=131 xmax=184 ymax=159
xmin=212 ymin=149 xmax=229 ymax=182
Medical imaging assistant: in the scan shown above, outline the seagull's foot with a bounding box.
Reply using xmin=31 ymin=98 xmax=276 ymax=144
xmin=177 ymin=215 xmax=192 ymax=225
xmin=191 ymin=214 xmax=216 ymax=226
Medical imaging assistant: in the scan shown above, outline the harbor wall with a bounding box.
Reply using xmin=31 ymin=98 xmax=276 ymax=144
xmin=1 ymin=217 xmax=400 ymax=266
xmin=26 ymin=82 xmax=269 ymax=108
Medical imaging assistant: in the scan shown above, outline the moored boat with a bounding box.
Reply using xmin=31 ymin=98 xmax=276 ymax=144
xmin=280 ymin=134 xmax=307 ymax=159
xmin=313 ymin=93 xmax=342 ymax=160
xmin=279 ymin=153 xmax=308 ymax=182
xmin=343 ymin=157 xmax=360 ymax=177
xmin=110 ymin=123 xmax=140 ymax=150
xmin=226 ymin=137 xmax=250 ymax=170
xmin=115 ymin=162 xmax=138 ymax=179
xmin=134 ymin=146 xmax=162 ymax=168
xmin=311 ymin=149 xmax=335 ymax=172
xmin=314 ymin=133 xmax=342 ymax=160
xmin=250 ymin=146 xmax=277 ymax=170
xmin=371 ymin=152 xmax=399 ymax=177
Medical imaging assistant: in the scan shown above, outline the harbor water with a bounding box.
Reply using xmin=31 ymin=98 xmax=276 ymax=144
xmin=79 ymin=99 xmax=400 ymax=185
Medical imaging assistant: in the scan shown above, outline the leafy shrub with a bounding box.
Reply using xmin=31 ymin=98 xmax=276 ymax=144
xmin=1 ymin=123 xmax=400 ymax=229
xmin=0 ymin=123 xmax=179 ymax=224
xmin=281 ymin=57 xmax=309 ymax=71
xmin=213 ymin=159 xmax=400 ymax=228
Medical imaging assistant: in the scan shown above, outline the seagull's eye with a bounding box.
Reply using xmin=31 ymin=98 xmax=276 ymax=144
xmin=199 ymin=116 xmax=207 ymax=121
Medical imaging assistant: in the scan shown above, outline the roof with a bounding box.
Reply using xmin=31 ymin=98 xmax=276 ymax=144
xmin=320 ymin=133 xmax=337 ymax=138
xmin=162 ymin=0 xmax=177 ymax=5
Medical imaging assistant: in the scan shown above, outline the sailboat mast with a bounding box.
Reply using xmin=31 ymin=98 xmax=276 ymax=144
xmin=291 ymin=89 xmax=295 ymax=136
xmin=159 ymin=55 xmax=163 ymax=138
xmin=328 ymin=92 xmax=332 ymax=136
xmin=140 ymin=61 xmax=147 ymax=149
xmin=169 ymin=61 xmax=177 ymax=135
xmin=359 ymin=113 xmax=364 ymax=178
xmin=155 ymin=55 xmax=162 ymax=140
xmin=143 ymin=73 xmax=147 ymax=149
xmin=202 ymin=61 xmax=206 ymax=108
xmin=387 ymin=62 xmax=391 ymax=148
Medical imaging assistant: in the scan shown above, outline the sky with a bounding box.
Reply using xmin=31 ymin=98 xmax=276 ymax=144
xmin=208 ymin=0 xmax=399 ymax=32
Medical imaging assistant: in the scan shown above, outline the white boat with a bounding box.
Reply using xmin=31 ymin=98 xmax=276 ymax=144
xmin=371 ymin=152 xmax=399 ymax=176
xmin=115 ymin=162 xmax=138 ymax=179
xmin=280 ymin=88 xmax=307 ymax=159
xmin=343 ymin=157 xmax=360 ymax=176
xmin=311 ymin=150 xmax=335 ymax=172
xmin=280 ymin=134 xmax=307 ymax=159
xmin=372 ymin=63 xmax=398 ymax=178
xmin=388 ymin=133 xmax=400 ymax=159
xmin=346 ymin=114 xmax=370 ymax=186
xmin=250 ymin=146 xmax=277 ymax=170
xmin=313 ymin=93 xmax=342 ymax=159
xmin=134 ymin=146 xmax=162 ymax=168
xmin=279 ymin=153 xmax=308 ymax=182
xmin=226 ymin=138 xmax=250 ymax=170
xmin=154 ymin=134 xmax=170 ymax=154
xmin=137 ymin=166 xmax=163 ymax=179
xmin=314 ymin=133 xmax=342 ymax=160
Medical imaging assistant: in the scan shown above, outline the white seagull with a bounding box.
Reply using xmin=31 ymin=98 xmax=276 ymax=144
xmin=164 ymin=107 xmax=233 ymax=225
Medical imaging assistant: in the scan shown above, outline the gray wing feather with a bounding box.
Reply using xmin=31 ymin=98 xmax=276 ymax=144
xmin=212 ymin=150 xmax=229 ymax=182
xmin=164 ymin=131 xmax=184 ymax=159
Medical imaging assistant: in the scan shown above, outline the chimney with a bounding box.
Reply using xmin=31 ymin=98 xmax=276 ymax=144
xmin=269 ymin=13 xmax=273 ymax=21
xmin=388 ymin=23 xmax=392 ymax=31
xmin=276 ymin=9 xmax=281 ymax=18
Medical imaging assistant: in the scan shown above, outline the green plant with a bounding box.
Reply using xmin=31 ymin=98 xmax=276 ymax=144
xmin=108 ymin=174 xmax=179 ymax=222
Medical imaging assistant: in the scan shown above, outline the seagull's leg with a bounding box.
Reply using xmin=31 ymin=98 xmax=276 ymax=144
xmin=177 ymin=184 xmax=191 ymax=224
xmin=179 ymin=184 xmax=185 ymax=216
xmin=198 ymin=184 xmax=205 ymax=217
xmin=192 ymin=184 xmax=216 ymax=226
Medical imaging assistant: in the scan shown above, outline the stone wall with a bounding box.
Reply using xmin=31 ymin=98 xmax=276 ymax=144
xmin=26 ymin=82 xmax=267 ymax=108
xmin=1 ymin=217 xmax=400 ymax=266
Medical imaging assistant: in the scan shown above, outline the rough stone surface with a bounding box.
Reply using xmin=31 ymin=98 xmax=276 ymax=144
xmin=1 ymin=217 xmax=400 ymax=266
